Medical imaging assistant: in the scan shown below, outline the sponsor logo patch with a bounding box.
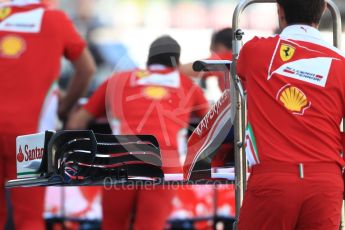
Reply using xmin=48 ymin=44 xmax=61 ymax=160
xmin=135 ymin=70 xmax=180 ymax=88
xmin=270 ymin=57 xmax=332 ymax=87
xmin=276 ymin=84 xmax=311 ymax=115
xmin=0 ymin=8 xmax=44 ymax=33
xmin=143 ymin=86 xmax=168 ymax=100
xmin=280 ymin=43 xmax=295 ymax=62
xmin=0 ymin=7 xmax=11 ymax=20
xmin=0 ymin=35 xmax=26 ymax=57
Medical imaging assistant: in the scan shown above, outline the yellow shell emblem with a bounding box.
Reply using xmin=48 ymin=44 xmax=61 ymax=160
xmin=143 ymin=86 xmax=167 ymax=100
xmin=0 ymin=35 xmax=26 ymax=57
xmin=0 ymin=7 xmax=11 ymax=20
xmin=280 ymin=43 xmax=295 ymax=62
xmin=278 ymin=85 xmax=310 ymax=114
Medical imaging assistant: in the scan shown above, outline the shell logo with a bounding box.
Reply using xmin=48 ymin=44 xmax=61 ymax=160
xmin=143 ymin=86 xmax=168 ymax=100
xmin=0 ymin=7 xmax=11 ymax=20
xmin=277 ymin=85 xmax=311 ymax=115
xmin=0 ymin=35 xmax=26 ymax=58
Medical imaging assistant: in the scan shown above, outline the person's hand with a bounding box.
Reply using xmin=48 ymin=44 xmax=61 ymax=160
xmin=57 ymin=91 xmax=69 ymax=122
xmin=58 ymin=48 xmax=95 ymax=123
xmin=65 ymin=108 xmax=94 ymax=130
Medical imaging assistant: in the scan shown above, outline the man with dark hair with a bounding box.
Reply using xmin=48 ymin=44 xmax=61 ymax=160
xmin=237 ymin=0 xmax=345 ymax=229
xmin=66 ymin=35 xmax=209 ymax=230
xmin=210 ymin=27 xmax=232 ymax=53
xmin=276 ymin=0 xmax=325 ymax=26
xmin=180 ymin=27 xmax=233 ymax=92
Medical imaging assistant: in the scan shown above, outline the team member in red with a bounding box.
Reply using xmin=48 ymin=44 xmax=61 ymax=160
xmin=0 ymin=1 xmax=95 ymax=229
xmin=67 ymin=36 xmax=209 ymax=230
xmin=180 ymin=27 xmax=233 ymax=92
xmin=237 ymin=0 xmax=345 ymax=229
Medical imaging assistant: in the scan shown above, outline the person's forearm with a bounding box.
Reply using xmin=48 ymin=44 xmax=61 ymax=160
xmin=58 ymin=49 xmax=96 ymax=120
xmin=179 ymin=63 xmax=199 ymax=77
xmin=65 ymin=108 xmax=94 ymax=130
xmin=58 ymin=72 xmax=91 ymax=119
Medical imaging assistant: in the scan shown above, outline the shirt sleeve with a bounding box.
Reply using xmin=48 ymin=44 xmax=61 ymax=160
xmin=237 ymin=37 xmax=259 ymax=89
xmin=83 ymin=80 xmax=108 ymax=118
xmin=58 ymin=11 xmax=86 ymax=61
xmin=237 ymin=43 xmax=248 ymax=85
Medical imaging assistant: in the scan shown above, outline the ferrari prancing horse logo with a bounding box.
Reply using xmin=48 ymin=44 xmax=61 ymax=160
xmin=280 ymin=43 xmax=296 ymax=62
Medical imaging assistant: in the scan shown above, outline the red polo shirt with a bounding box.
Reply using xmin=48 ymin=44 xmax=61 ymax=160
xmin=238 ymin=25 xmax=345 ymax=166
xmin=0 ymin=2 xmax=85 ymax=134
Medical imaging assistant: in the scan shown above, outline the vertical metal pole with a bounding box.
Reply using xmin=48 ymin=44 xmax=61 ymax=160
xmin=231 ymin=2 xmax=248 ymax=228
xmin=232 ymin=1 xmax=273 ymax=226
xmin=326 ymin=0 xmax=342 ymax=49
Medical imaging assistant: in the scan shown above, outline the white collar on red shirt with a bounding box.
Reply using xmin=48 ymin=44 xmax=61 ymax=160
xmin=280 ymin=25 xmax=323 ymax=40
xmin=148 ymin=64 xmax=169 ymax=71
xmin=280 ymin=24 xmax=345 ymax=58
xmin=280 ymin=24 xmax=323 ymax=41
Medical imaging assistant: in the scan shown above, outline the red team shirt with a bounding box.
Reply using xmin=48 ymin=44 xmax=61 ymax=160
xmin=84 ymin=67 xmax=209 ymax=173
xmin=0 ymin=2 xmax=85 ymax=134
xmin=238 ymin=25 xmax=345 ymax=166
